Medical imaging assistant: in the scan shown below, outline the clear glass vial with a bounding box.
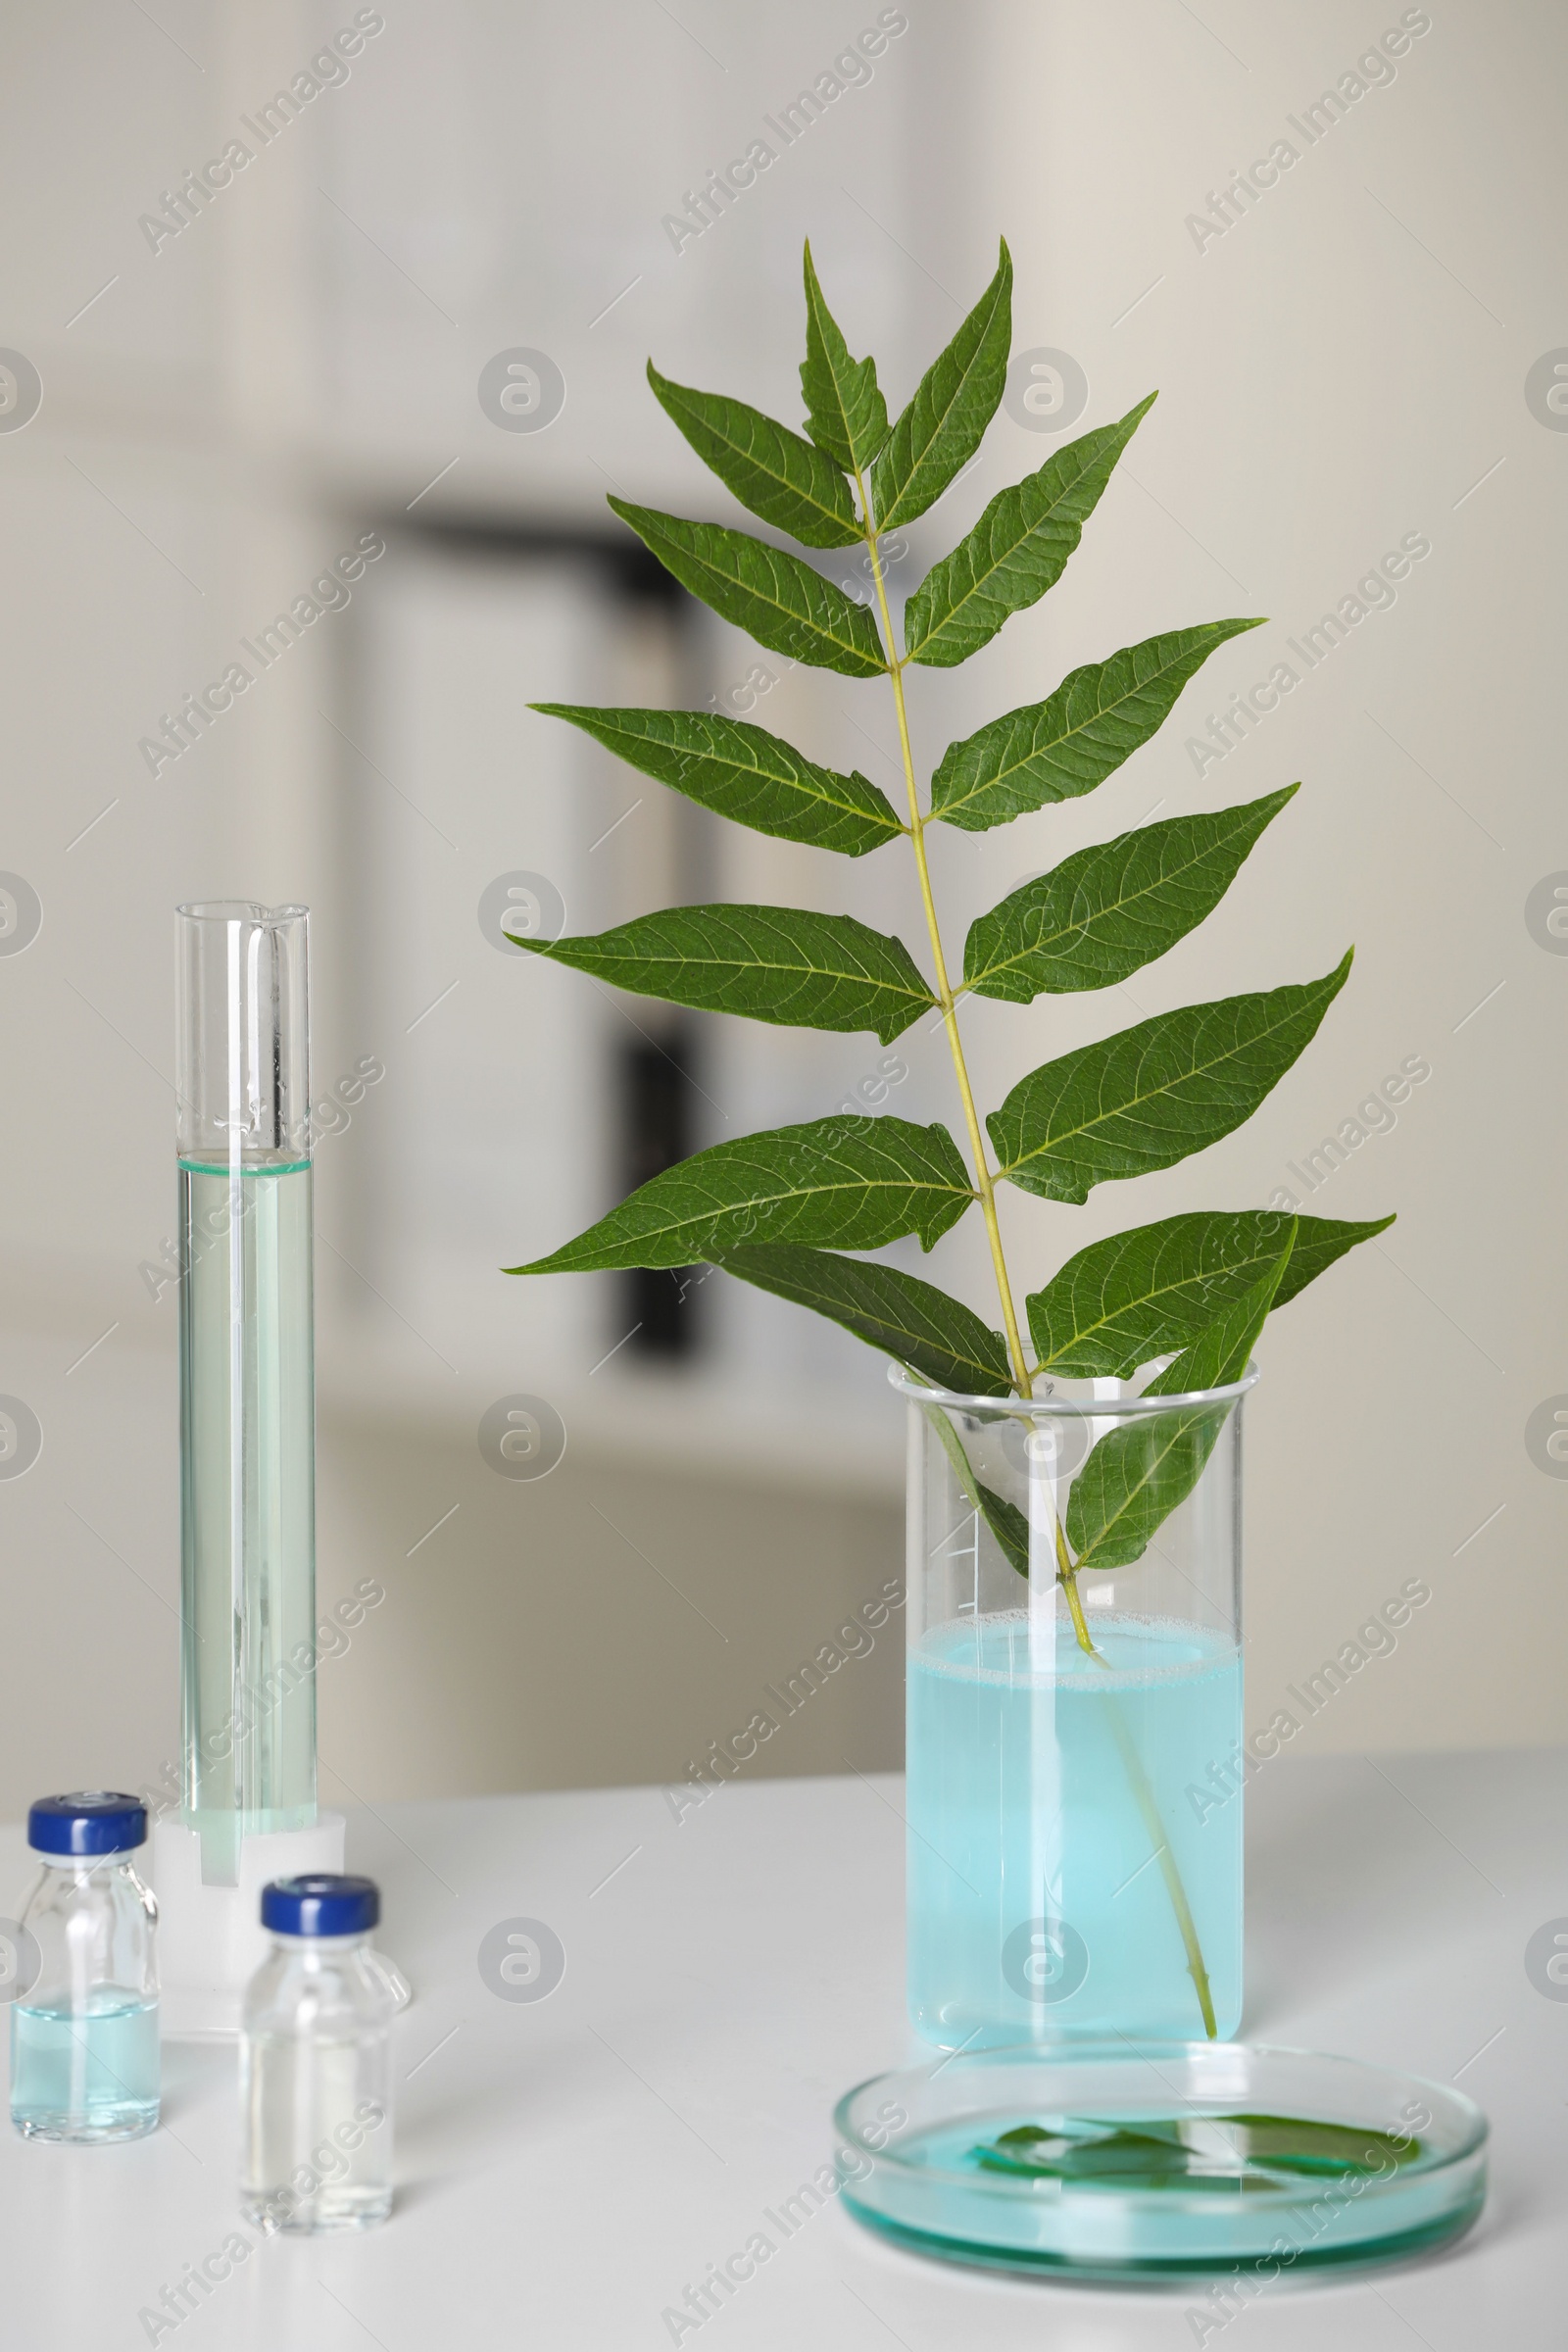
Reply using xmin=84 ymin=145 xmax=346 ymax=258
xmin=240 ymin=1874 xmax=394 ymax=2232
xmin=10 ymin=1792 xmax=160 ymax=2142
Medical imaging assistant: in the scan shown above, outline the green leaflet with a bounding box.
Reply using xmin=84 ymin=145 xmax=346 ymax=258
xmin=646 ymin=363 xmax=860 ymax=549
xmin=1146 ymin=1240 xmax=1291 ymax=1395
xmin=514 ymin=904 xmax=934 ymax=1044
xmin=606 ymin=498 xmax=887 ymax=677
xmin=973 ymin=2111 xmax=1419 ymax=2184
xmin=923 ymin=1405 xmax=1031 ymax=1574
xmin=1028 ymin=1208 xmax=1394 ymax=1378
xmin=903 ymin=398 xmax=1154 ymax=667
xmin=870 ymin=240 xmax=1012 ymax=531
xmin=989 ymin=954 xmax=1353 ymax=1204
xmin=1272 ymin=1209 xmax=1396 ymax=1306
xmin=963 ymin=788 xmax=1298 ymax=1002
xmin=800 ymin=243 xmax=889 ymax=473
xmin=973 ymin=1477 xmax=1030 ymax=1577
xmin=1064 ymin=1235 xmax=1294 ymax=1572
xmin=527 ymin=705 xmax=901 ymax=856
xmin=508 ymin=1114 xmax=974 ymax=1274
xmin=930 ymin=618 xmax=1265 ymax=833
xmin=713 ymin=1245 xmax=1012 ymax=1395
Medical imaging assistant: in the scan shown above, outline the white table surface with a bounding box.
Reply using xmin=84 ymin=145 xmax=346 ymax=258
xmin=1 ymin=1748 xmax=1563 ymax=2350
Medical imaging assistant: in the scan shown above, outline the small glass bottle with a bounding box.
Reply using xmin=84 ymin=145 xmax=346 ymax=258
xmin=11 ymin=1791 xmax=160 ymax=2142
xmin=240 ymin=1874 xmax=394 ymax=2232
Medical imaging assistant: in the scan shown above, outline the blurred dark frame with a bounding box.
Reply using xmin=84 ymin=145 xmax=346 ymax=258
xmin=393 ymin=512 xmax=708 ymax=1362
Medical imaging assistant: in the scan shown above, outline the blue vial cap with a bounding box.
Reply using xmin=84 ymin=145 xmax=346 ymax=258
xmin=28 ymin=1791 xmax=148 ymax=1856
xmin=261 ymin=1874 xmax=380 ymax=1938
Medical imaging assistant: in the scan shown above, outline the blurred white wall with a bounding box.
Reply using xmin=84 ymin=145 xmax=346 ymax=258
xmin=970 ymin=0 xmax=1568 ymax=1759
xmin=0 ymin=0 xmax=1562 ymax=1820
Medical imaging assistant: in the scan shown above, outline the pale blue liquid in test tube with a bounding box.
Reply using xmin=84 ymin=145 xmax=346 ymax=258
xmin=175 ymin=905 xmax=318 ymax=1886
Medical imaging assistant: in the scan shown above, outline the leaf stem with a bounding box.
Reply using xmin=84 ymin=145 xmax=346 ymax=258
xmin=1103 ymin=1696 xmax=1219 ymax=2039
xmin=1053 ymin=1516 xmax=1102 ymax=1659
xmin=855 ymin=471 xmax=1033 ymax=1400
xmin=1053 ymin=1483 xmax=1216 ymax=2034
xmin=855 ymin=467 xmax=1214 ymax=2042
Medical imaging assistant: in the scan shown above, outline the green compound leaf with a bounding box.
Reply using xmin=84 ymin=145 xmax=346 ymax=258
xmin=508 ymin=1115 xmax=975 ymax=1274
xmin=1028 ymin=1207 xmax=1392 ymax=1378
xmin=989 ymin=954 xmax=1353 ymax=1205
xmin=647 ymin=363 xmax=860 ymax=549
xmin=964 ymin=788 xmax=1298 ymax=1003
xmin=1064 ymin=1234 xmax=1294 ymax=1572
xmin=869 ymin=239 xmax=1012 ymax=532
xmin=528 ymin=705 xmax=902 ymax=857
xmin=801 ymin=241 xmax=889 ymax=474
xmin=607 ymin=498 xmax=887 ymax=677
xmin=930 ymin=617 xmax=1265 ymax=833
xmin=514 ymin=904 xmax=934 ymax=1044
xmin=713 ymin=1244 xmax=1012 ymax=1395
xmin=904 ymin=397 xmax=1154 ymax=667
xmin=514 ymin=237 xmax=1382 ymax=1615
